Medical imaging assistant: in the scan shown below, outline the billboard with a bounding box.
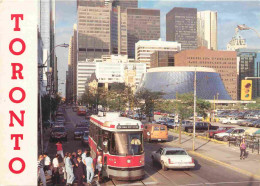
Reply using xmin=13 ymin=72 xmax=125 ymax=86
xmin=241 ymin=80 xmax=252 ymax=100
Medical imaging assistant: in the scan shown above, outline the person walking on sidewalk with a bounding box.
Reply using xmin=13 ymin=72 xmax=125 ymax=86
xmin=75 ymin=156 xmax=86 ymax=186
xmin=52 ymin=154 xmax=60 ymax=184
xmin=66 ymin=153 xmax=75 ymax=185
xmin=240 ymin=138 xmax=247 ymax=160
xmin=43 ymin=153 xmax=51 ymax=173
xmin=96 ymin=149 xmax=103 ymax=183
xmin=83 ymin=152 xmax=94 ymax=185
xmin=38 ymin=155 xmax=46 ymax=186
xmin=56 ymin=141 xmax=64 ymax=159
xmin=63 ymin=152 xmax=69 ymax=183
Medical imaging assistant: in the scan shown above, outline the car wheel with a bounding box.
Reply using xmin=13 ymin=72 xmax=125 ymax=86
xmin=223 ymin=136 xmax=228 ymax=142
xmin=161 ymin=161 xmax=168 ymax=171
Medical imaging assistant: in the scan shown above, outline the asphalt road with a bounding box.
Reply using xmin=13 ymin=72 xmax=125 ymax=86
xmin=43 ymin=109 xmax=260 ymax=186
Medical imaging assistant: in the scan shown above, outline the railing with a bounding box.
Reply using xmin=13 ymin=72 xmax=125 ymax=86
xmin=229 ymin=136 xmax=260 ymax=154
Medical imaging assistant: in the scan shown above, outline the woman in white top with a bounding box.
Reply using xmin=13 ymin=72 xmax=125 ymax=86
xmin=96 ymin=150 xmax=103 ymax=182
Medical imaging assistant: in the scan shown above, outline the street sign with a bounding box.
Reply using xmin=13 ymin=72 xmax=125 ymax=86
xmin=241 ymin=80 xmax=252 ymax=100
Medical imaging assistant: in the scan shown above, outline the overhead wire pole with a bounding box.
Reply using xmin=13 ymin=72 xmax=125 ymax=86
xmin=193 ymin=68 xmax=197 ymax=151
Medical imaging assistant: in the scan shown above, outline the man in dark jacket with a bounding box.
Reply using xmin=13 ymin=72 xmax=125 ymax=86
xmin=76 ymin=156 xmax=85 ymax=185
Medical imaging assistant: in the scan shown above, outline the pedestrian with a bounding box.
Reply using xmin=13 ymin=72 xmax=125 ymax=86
xmin=83 ymin=152 xmax=94 ymax=185
xmin=96 ymin=149 xmax=103 ymax=182
xmin=43 ymin=152 xmax=51 ymax=173
xmin=77 ymin=149 xmax=82 ymax=158
xmin=38 ymin=155 xmax=46 ymax=186
xmin=56 ymin=141 xmax=64 ymax=159
xmin=52 ymin=154 xmax=60 ymax=184
xmin=75 ymin=156 xmax=86 ymax=186
xmin=72 ymin=152 xmax=78 ymax=181
xmin=81 ymin=149 xmax=88 ymax=161
xmin=240 ymin=138 xmax=247 ymax=160
xmin=63 ymin=152 xmax=69 ymax=183
xmin=66 ymin=153 xmax=75 ymax=185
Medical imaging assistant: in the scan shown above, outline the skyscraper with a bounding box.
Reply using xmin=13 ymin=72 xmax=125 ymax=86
xmin=118 ymin=8 xmax=160 ymax=58
xmin=77 ymin=4 xmax=112 ymax=61
xmin=166 ymin=7 xmax=197 ymax=50
xmin=113 ymin=0 xmax=138 ymax=9
xmin=40 ymin=0 xmax=56 ymax=93
xmin=197 ymin=11 xmax=217 ymax=50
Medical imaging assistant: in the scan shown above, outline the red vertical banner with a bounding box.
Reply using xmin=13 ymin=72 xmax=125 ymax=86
xmin=0 ymin=0 xmax=38 ymax=185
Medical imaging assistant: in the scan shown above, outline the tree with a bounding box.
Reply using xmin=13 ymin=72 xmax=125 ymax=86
xmin=41 ymin=94 xmax=61 ymax=121
xmin=172 ymin=93 xmax=211 ymax=144
xmin=135 ymin=89 xmax=164 ymax=121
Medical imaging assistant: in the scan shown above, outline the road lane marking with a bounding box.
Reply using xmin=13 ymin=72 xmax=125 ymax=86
xmin=144 ymin=170 xmax=158 ymax=183
xmin=188 ymin=151 xmax=260 ymax=181
xmin=178 ymin=180 xmax=260 ymax=186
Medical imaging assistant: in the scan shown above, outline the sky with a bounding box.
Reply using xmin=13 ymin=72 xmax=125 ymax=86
xmin=55 ymin=0 xmax=260 ymax=97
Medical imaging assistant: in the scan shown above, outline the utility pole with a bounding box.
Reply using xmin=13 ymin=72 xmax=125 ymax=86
xmin=193 ymin=69 xmax=196 ymax=151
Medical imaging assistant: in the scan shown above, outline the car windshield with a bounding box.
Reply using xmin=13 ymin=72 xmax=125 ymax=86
xmin=226 ymin=129 xmax=234 ymax=133
xmin=110 ymin=132 xmax=143 ymax=156
xmin=53 ymin=127 xmax=65 ymax=132
xmin=166 ymin=150 xmax=187 ymax=155
xmin=76 ymin=128 xmax=88 ymax=132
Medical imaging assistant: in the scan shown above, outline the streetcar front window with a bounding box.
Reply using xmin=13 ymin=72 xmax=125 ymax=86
xmin=111 ymin=132 xmax=143 ymax=156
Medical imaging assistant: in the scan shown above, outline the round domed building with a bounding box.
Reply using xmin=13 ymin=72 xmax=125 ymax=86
xmin=137 ymin=67 xmax=232 ymax=100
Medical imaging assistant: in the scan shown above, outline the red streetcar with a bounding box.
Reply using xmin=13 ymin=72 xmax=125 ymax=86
xmin=89 ymin=112 xmax=145 ymax=181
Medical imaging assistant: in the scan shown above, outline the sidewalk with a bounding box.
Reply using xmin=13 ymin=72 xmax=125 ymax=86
xmin=167 ymin=131 xmax=260 ymax=180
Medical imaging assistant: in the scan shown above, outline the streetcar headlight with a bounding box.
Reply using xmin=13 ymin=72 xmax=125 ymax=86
xmin=127 ymin=159 xmax=131 ymax=164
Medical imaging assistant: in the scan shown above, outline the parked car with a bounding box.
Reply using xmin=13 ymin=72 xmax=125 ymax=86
xmin=214 ymin=128 xmax=245 ymax=141
xmin=81 ymin=131 xmax=89 ymax=146
xmin=50 ymin=126 xmax=67 ymax=142
xmin=151 ymin=147 xmax=195 ymax=171
xmin=143 ymin=124 xmax=168 ymax=142
xmin=165 ymin=119 xmax=177 ymax=129
xmin=155 ymin=117 xmax=169 ymax=124
xmin=239 ymin=119 xmax=256 ymax=127
xmin=221 ymin=117 xmax=245 ymax=124
xmin=204 ymin=127 xmax=234 ymax=138
xmin=74 ymin=127 xmax=88 ymax=140
xmin=183 ymin=122 xmax=219 ymax=133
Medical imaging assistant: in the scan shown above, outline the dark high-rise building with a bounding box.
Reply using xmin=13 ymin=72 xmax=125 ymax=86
xmin=113 ymin=0 xmax=138 ymax=9
xmin=166 ymin=7 xmax=197 ymax=50
xmin=237 ymin=49 xmax=260 ymax=99
xmin=120 ymin=8 xmax=160 ymax=58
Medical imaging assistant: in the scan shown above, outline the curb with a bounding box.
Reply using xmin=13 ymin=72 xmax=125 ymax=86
xmin=188 ymin=150 xmax=260 ymax=181
xmin=169 ymin=129 xmax=228 ymax=145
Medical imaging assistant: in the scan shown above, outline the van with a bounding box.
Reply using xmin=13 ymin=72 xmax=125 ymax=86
xmin=143 ymin=124 xmax=168 ymax=142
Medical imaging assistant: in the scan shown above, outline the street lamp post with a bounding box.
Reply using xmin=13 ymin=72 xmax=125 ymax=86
xmin=192 ymin=68 xmax=197 ymax=151
xmin=38 ymin=43 xmax=69 ymax=154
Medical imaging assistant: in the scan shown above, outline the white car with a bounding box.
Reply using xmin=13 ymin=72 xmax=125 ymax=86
xmin=155 ymin=117 xmax=169 ymax=124
xmin=221 ymin=117 xmax=245 ymax=124
xmin=214 ymin=128 xmax=245 ymax=141
xmin=151 ymin=147 xmax=195 ymax=171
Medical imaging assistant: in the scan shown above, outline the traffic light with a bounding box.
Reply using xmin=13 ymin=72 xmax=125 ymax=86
xmin=241 ymin=80 xmax=252 ymax=100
